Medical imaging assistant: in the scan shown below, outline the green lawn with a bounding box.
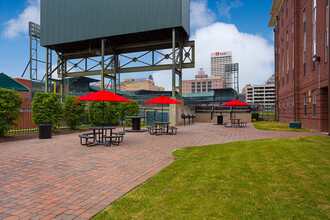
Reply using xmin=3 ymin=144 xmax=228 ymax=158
xmin=94 ymin=136 xmax=330 ymax=219
xmin=253 ymin=121 xmax=315 ymax=132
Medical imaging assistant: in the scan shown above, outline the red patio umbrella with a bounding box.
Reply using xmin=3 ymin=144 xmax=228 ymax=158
xmin=75 ymin=90 xmax=132 ymax=125
xmin=221 ymin=100 xmax=250 ymax=106
xmin=221 ymin=100 xmax=250 ymax=118
xmin=144 ymin=96 xmax=182 ymax=122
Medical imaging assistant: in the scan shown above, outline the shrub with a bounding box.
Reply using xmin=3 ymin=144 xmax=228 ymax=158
xmin=120 ymin=100 xmax=140 ymax=126
xmin=0 ymin=88 xmax=23 ymax=136
xmin=88 ymin=101 xmax=121 ymax=126
xmin=63 ymin=95 xmax=86 ymax=129
xmin=251 ymin=112 xmax=259 ymax=121
xmin=258 ymin=117 xmax=264 ymax=121
xmin=32 ymin=92 xmax=63 ymax=128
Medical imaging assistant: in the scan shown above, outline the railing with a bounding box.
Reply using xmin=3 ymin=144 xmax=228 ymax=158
xmin=5 ymin=101 xmax=38 ymax=135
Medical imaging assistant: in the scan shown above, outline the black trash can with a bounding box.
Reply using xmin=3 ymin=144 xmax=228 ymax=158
xmin=39 ymin=124 xmax=52 ymax=139
xmin=217 ymin=115 xmax=223 ymax=125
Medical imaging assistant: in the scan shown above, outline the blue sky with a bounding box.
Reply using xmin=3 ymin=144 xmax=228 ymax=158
xmin=0 ymin=0 xmax=274 ymax=90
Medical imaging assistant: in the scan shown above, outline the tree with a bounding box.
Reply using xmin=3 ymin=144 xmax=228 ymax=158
xmin=120 ymin=100 xmax=140 ymax=126
xmin=32 ymin=92 xmax=63 ymax=128
xmin=0 ymin=88 xmax=23 ymax=136
xmin=63 ymin=95 xmax=86 ymax=129
xmin=88 ymin=101 xmax=121 ymax=126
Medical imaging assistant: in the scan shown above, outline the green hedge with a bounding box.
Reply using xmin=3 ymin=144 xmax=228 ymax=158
xmin=32 ymin=92 xmax=63 ymax=128
xmin=0 ymin=88 xmax=23 ymax=136
xmin=64 ymin=95 xmax=86 ymax=129
xmin=88 ymin=101 xmax=121 ymax=126
xmin=120 ymin=100 xmax=140 ymax=126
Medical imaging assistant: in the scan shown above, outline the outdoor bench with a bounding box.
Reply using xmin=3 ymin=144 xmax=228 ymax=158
xmin=167 ymin=126 xmax=178 ymax=135
xmin=105 ymin=133 xmax=124 ymax=146
xmin=79 ymin=134 xmax=95 ymax=146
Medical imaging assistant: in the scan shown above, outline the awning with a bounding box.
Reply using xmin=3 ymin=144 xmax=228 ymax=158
xmin=0 ymin=73 xmax=30 ymax=91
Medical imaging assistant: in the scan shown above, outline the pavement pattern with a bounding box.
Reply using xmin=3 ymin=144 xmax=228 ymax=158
xmin=0 ymin=123 xmax=324 ymax=219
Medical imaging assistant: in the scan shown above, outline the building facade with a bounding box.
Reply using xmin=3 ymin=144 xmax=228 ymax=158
xmin=243 ymin=75 xmax=275 ymax=106
xmin=182 ymin=68 xmax=224 ymax=94
xmin=211 ymin=51 xmax=232 ymax=86
xmin=120 ymin=76 xmax=164 ymax=92
xmin=269 ymin=0 xmax=329 ymax=132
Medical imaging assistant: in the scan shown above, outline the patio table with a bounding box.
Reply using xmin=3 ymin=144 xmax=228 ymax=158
xmin=229 ymin=118 xmax=241 ymax=127
xmin=154 ymin=122 xmax=170 ymax=134
xmin=90 ymin=126 xmax=116 ymax=145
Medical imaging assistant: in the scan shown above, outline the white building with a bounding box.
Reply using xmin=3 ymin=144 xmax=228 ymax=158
xmin=211 ymin=51 xmax=232 ymax=86
xmin=243 ymin=75 xmax=275 ymax=106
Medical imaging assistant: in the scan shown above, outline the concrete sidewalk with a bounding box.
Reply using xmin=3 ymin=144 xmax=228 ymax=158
xmin=0 ymin=123 xmax=323 ymax=219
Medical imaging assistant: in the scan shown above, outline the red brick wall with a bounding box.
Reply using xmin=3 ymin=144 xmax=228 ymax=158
xmin=273 ymin=0 xmax=329 ymax=132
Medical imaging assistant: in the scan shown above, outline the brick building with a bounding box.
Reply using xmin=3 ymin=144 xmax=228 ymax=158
xmin=119 ymin=75 xmax=164 ymax=92
xmin=182 ymin=68 xmax=224 ymax=94
xmin=269 ymin=0 xmax=329 ymax=132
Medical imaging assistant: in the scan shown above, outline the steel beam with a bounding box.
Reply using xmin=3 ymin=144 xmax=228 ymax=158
xmin=101 ymin=39 xmax=105 ymax=89
xmin=45 ymin=49 xmax=49 ymax=92
xmin=172 ymin=28 xmax=176 ymax=98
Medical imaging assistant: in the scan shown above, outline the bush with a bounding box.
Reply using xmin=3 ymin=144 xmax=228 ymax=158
xmin=0 ymin=88 xmax=23 ymax=136
xmin=258 ymin=117 xmax=264 ymax=121
xmin=32 ymin=92 xmax=63 ymax=128
xmin=88 ymin=101 xmax=121 ymax=126
xmin=251 ymin=112 xmax=259 ymax=121
xmin=120 ymin=100 xmax=140 ymax=126
xmin=63 ymin=95 xmax=86 ymax=129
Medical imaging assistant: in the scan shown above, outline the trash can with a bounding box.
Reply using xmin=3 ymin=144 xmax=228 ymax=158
xmin=289 ymin=121 xmax=301 ymax=129
xmin=217 ymin=115 xmax=223 ymax=125
xmin=39 ymin=124 xmax=52 ymax=139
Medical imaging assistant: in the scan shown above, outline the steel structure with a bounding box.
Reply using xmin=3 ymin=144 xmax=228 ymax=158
xmin=225 ymin=63 xmax=239 ymax=93
xmin=21 ymin=22 xmax=53 ymax=91
xmin=40 ymin=0 xmax=194 ymax=100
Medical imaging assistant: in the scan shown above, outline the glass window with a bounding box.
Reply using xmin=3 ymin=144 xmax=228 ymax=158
xmin=313 ymin=90 xmax=316 ymax=116
xmin=304 ymin=93 xmax=307 ymax=116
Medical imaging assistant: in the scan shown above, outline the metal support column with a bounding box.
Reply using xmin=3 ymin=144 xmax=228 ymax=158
xmin=61 ymin=58 xmax=65 ymax=102
xmin=112 ymin=54 xmax=118 ymax=93
xmin=179 ymin=41 xmax=183 ymax=97
xmin=172 ymin=28 xmax=176 ymax=98
xmin=101 ymin=39 xmax=105 ymax=90
xmin=45 ymin=49 xmax=49 ymax=92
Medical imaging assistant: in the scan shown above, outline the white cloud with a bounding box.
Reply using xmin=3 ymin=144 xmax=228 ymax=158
xmin=190 ymin=0 xmax=216 ymax=29
xmin=216 ymin=0 xmax=243 ymax=20
xmin=153 ymin=22 xmax=274 ymax=92
xmin=3 ymin=0 xmax=40 ymax=38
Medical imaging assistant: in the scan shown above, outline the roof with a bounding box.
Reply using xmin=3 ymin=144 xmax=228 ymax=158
xmin=182 ymin=92 xmax=214 ymax=98
xmin=41 ymin=0 xmax=190 ymax=53
xmin=268 ymin=0 xmax=284 ymax=27
xmin=0 ymin=73 xmax=30 ymax=91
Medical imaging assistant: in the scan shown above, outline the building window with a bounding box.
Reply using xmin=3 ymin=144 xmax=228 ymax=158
xmin=287 ymin=97 xmax=289 ymax=115
xmin=312 ymin=0 xmax=316 ymax=69
xmin=304 ymin=93 xmax=307 ymax=116
xmin=313 ymin=90 xmax=316 ymax=116
xmin=303 ymin=9 xmax=306 ymax=75
xmin=293 ymin=95 xmax=295 ymax=116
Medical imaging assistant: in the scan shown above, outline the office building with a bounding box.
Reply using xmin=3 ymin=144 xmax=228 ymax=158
xmin=243 ymin=75 xmax=275 ymax=106
xmin=211 ymin=51 xmax=232 ymax=86
xmin=120 ymin=75 xmax=164 ymax=92
xmin=182 ymin=68 xmax=224 ymax=94
xmin=269 ymin=0 xmax=329 ymax=132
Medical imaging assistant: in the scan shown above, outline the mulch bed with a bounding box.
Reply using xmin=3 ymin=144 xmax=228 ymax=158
xmin=0 ymin=129 xmax=90 ymax=143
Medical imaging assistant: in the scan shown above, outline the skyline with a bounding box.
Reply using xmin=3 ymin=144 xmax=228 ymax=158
xmin=0 ymin=0 xmax=274 ymax=92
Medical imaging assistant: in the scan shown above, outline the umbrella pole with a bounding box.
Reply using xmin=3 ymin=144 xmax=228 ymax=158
xmin=102 ymin=101 xmax=105 ymax=126
xmin=162 ymin=104 xmax=164 ymax=122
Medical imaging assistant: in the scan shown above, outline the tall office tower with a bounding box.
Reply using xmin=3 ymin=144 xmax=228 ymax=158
xmin=211 ymin=51 xmax=232 ymax=87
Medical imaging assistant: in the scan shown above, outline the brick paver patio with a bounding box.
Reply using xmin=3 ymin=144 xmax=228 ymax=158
xmin=0 ymin=123 xmax=324 ymax=219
